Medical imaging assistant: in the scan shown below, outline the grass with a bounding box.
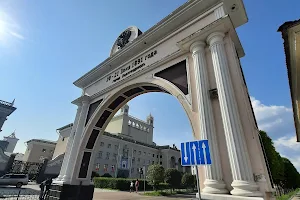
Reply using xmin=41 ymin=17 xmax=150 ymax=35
xmin=276 ymin=188 xmax=299 ymax=200
xmin=143 ymin=189 xmax=193 ymax=196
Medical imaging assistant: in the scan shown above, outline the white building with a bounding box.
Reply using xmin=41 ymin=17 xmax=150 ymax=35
xmin=53 ymin=104 xmax=189 ymax=178
xmin=23 ymin=139 xmax=56 ymax=163
xmin=0 ymin=131 xmax=19 ymax=153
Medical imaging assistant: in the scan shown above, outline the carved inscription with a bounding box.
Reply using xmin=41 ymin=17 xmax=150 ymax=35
xmin=106 ymin=50 xmax=157 ymax=85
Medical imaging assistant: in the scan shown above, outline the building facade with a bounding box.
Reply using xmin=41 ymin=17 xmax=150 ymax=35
xmin=0 ymin=99 xmax=16 ymax=132
xmin=278 ymin=19 xmax=300 ymax=142
xmin=0 ymin=132 xmax=19 ymax=153
xmin=23 ymin=139 xmax=56 ymax=163
xmin=53 ymin=104 xmax=187 ymax=178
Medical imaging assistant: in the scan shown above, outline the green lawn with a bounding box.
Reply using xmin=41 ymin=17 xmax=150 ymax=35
xmin=276 ymin=188 xmax=299 ymax=200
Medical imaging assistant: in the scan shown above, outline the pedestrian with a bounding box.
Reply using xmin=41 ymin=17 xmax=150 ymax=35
xmin=39 ymin=181 xmax=45 ymax=200
xmin=130 ymin=181 xmax=134 ymax=193
xmin=43 ymin=178 xmax=52 ymax=199
xmin=135 ymin=179 xmax=139 ymax=193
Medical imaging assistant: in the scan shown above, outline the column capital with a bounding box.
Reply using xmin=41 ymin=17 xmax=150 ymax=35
xmin=207 ymin=32 xmax=225 ymax=46
xmin=72 ymin=95 xmax=90 ymax=106
xmin=190 ymin=41 xmax=206 ymax=54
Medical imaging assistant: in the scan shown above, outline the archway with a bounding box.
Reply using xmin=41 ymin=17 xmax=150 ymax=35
xmin=50 ymin=1 xmax=274 ymax=199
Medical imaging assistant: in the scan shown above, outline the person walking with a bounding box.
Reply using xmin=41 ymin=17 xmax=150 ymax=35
xmin=130 ymin=181 xmax=134 ymax=193
xmin=39 ymin=181 xmax=45 ymax=200
xmin=43 ymin=178 xmax=52 ymax=199
xmin=135 ymin=179 xmax=139 ymax=193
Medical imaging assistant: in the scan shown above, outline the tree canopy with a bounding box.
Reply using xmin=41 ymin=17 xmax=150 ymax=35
xmin=259 ymin=130 xmax=300 ymax=189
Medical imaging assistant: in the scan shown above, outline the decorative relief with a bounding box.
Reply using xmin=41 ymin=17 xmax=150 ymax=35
xmin=209 ymin=88 xmax=218 ymax=99
xmin=253 ymin=173 xmax=266 ymax=182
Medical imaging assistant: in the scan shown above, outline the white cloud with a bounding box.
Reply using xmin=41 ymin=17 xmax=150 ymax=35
xmin=251 ymin=97 xmax=295 ymax=139
xmin=251 ymin=97 xmax=300 ymax=172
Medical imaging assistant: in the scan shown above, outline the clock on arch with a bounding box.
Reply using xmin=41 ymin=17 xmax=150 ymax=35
xmin=110 ymin=26 xmax=142 ymax=56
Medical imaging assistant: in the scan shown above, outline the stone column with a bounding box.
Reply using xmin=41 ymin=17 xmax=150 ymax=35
xmin=190 ymin=41 xmax=227 ymax=194
xmin=62 ymin=99 xmax=90 ymax=183
xmin=56 ymin=105 xmax=82 ymax=181
xmin=207 ymin=32 xmax=262 ymax=197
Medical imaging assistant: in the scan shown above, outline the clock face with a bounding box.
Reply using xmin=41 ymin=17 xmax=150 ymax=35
xmin=116 ymin=30 xmax=132 ymax=49
xmin=110 ymin=26 xmax=143 ymax=56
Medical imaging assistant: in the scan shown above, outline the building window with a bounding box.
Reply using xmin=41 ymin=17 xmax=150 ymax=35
xmin=157 ymin=155 xmax=158 ymax=158
xmin=143 ymin=152 xmax=146 ymax=156
xmin=148 ymin=153 xmax=151 ymax=157
xmin=138 ymin=151 xmax=141 ymax=155
xmin=160 ymin=155 xmax=162 ymax=158
xmin=152 ymin=161 xmax=155 ymax=164
xmin=50 ymin=150 xmax=53 ymax=154
xmin=160 ymin=161 xmax=162 ymax=165
xmin=153 ymin=154 xmax=154 ymax=157
xmin=95 ymin=163 xmax=100 ymax=171
xmin=148 ymin=160 xmax=150 ymax=164
xmin=131 ymin=168 xmax=134 ymax=173
xmin=98 ymin=151 xmax=102 ymax=158
xmin=106 ymin=152 xmax=110 ymax=160
xmin=113 ymin=153 xmax=117 ymax=160
xmin=115 ymin=145 xmax=118 ymax=150
xmin=100 ymin=142 xmax=104 ymax=146
xmin=62 ymin=137 xmax=65 ymax=141
xmin=132 ymin=157 xmax=135 ymax=164
xmin=108 ymin=144 xmax=111 ymax=148
xmin=42 ymin=149 xmax=46 ymax=153
xmin=133 ymin=150 xmax=136 ymax=154
xmin=137 ymin=158 xmax=140 ymax=162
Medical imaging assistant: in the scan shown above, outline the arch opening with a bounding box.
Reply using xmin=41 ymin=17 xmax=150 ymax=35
xmin=75 ymin=82 xmax=194 ymax=181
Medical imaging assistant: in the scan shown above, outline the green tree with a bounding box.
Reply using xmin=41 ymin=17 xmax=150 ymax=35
xmin=146 ymin=164 xmax=165 ymax=190
xmin=165 ymin=168 xmax=182 ymax=191
xmin=259 ymin=130 xmax=284 ymax=185
xmin=181 ymin=173 xmax=195 ymax=190
xmin=282 ymin=157 xmax=300 ymax=189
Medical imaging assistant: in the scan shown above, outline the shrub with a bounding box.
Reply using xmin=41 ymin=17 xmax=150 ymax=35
xmin=164 ymin=168 xmax=182 ymax=190
xmin=181 ymin=173 xmax=195 ymax=189
xmin=91 ymin=171 xmax=100 ymax=179
xmin=94 ymin=177 xmax=151 ymax=191
xmin=146 ymin=164 xmax=165 ymax=190
xmin=101 ymin=173 xmax=112 ymax=178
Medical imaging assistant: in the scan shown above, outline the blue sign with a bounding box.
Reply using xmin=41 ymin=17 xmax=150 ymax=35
xmin=180 ymin=140 xmax=211 ymax=166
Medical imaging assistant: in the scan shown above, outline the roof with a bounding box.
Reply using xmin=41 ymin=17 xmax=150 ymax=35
xmin=26 ymin=139 xmax=57 ymax=145
xmin=103 ymin=132 xmax=179 ymax=152
xmin=57 ymin=123 xmax=73 ymax=131
xmin=278 ymin=19 xmax=300 ymax=142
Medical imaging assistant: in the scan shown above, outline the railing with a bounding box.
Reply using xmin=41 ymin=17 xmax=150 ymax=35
xmin=0 ymin=100 xmax=13 ymax=107
xmin=0 ymin=189 xmax=40 ymax=200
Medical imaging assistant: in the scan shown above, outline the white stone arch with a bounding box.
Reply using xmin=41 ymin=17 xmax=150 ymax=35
xmin=71 ymin=77 xmax=197 ymax=184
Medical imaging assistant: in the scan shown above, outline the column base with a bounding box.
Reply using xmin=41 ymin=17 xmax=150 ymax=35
xmin=202 ymin=179 xmax=229 ymax=194
xmin=231 ymin=180 xmax=263 ymax=197
xmin=48 ymin=183 xmax=94 ymax=200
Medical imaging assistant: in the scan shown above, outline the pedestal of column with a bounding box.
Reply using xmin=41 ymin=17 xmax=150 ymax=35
xmin=190 ymin=41 xmax=228 ymax=194
xmin=207 ymin=32 xmax=262 ymax=197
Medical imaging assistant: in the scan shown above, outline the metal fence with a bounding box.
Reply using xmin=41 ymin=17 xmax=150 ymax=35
xmin=0 ymin=189 xmax=40 ymax=200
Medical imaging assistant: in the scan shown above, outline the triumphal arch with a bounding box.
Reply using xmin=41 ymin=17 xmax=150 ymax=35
xmin=51 ymin=0 xmax=274 ymax=199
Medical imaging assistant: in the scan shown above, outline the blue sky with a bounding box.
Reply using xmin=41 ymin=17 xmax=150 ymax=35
xmin=1 ymin=1 xmax=300 ymax=171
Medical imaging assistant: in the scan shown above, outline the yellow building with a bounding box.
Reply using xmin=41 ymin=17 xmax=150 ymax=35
xmin=278 ymin=19 xmax=300 ymax=142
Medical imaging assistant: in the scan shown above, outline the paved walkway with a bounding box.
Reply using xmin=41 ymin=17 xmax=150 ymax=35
xmin=292 ymin=191 xmax=300 ymax=200
xmin=93 ymin=189 xmax=195 ymax=200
